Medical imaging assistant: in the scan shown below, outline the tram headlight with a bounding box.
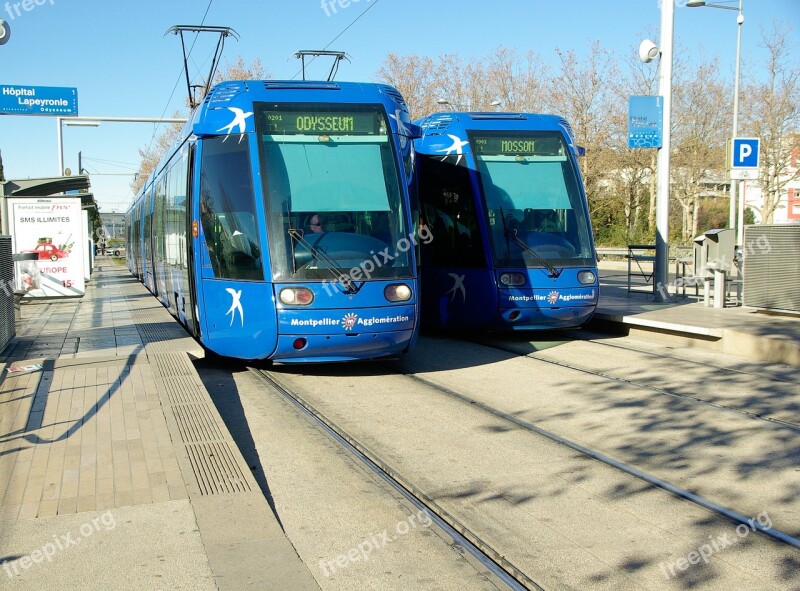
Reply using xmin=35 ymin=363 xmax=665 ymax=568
xmin=499 ymin=273 xmax=526 ymax=287
xmin=577 ymin=270 xmax=597 ymax=285
xmin=384 ymin=284 xmax=412 ymax=302
xmin=279 ymin=287 xmax=314 ymax=306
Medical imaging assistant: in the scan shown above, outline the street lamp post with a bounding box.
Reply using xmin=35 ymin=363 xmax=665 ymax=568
xmin=687 ymin=0 xmax=744 ymax=239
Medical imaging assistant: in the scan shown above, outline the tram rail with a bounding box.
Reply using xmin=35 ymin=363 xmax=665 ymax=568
xmin=249 ymin=367 xmax=545 ymax=591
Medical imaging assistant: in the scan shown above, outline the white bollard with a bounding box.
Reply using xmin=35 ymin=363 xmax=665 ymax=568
xmin=713 ymin=268 xmax=726 ymax=309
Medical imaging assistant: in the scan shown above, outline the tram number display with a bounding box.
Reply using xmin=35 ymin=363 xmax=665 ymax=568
xmin=262 ymin=110 xmax=381 ymax=135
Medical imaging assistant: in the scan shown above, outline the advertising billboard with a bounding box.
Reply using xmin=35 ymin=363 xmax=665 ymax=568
xmin=9 ymin=198 xmax=86 ymax=297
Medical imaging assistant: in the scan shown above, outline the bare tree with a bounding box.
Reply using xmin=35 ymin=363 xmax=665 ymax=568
xmin=130 ymin=114 xmax=185 ymax=195
xmin=740 ymin=24 xmax=800 ymax=223
xmin=377 ymin=47 xmax=551 ymax=119
xmin=376 ymin=53 xmax=438 ymax=118
xmin=550 ymin=42 xmax=619 ymax=235
xmin=482 ymin=47 xmax=551 ymax=112
xmin=213 ymin=55 xmax=268 ymax=84
xmin=671 ymin=58 xmax=729 ymax=240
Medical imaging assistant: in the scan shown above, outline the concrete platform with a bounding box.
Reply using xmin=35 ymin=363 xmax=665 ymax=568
xmin=594 ymin=262 xmax=800 ymax=366
xmin=0 ymin=259 xmax=319 ymax=590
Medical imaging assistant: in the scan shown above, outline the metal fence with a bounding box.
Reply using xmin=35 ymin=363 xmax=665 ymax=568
xmin=742 ymin=224 xmax=800 ymax=313
xmin=0 ymin=235 xmax=16 ymax=351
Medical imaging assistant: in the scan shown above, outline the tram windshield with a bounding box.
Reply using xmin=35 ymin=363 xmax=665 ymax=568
xmin=256 ymin=102 xmax=411 ymax=283
xmin=470 ymin=131 xmax=595 ymax=269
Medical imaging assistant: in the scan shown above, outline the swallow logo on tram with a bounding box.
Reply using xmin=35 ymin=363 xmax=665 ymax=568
xmin=217 ymin=107 xmax=253 ymax=142
xmin=225 ymin=288 xmax=244 ymax=327
xmin=438 ymin=134 xmax=469 ymax=165
xmin=389 ymin=109 xmax=410 ymax=148
xmin=446 ymin=273 xmax=466 ymax=303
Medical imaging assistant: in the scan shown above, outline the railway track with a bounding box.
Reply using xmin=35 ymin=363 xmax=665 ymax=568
xmin=388 ymin=365 xmax=800 ymax=551
xmin=250 ymin=360 xmax=800 ymax=591
xmin=250 ymin=367 xmax=543 ymax=591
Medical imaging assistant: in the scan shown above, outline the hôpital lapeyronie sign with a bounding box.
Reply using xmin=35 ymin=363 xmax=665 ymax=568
xmin=0 ymin=84 xmax=78 ymax=116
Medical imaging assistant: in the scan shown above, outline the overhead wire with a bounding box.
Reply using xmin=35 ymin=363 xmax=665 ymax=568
xmin=142 ymin=0 xmax=214 ymax=158
xmin=291 ymin=0 xmax=382 ymax=80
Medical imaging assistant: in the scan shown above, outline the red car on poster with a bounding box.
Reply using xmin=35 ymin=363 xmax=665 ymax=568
xmin=22 ymin=242 xmax=69 ymax=262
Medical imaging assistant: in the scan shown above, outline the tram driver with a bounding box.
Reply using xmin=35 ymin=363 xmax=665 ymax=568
xmin=308 ymin=214 xmax=326 ymax=233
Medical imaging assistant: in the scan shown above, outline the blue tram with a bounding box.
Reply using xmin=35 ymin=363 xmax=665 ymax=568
xmin=126 ymin=80 xmax=422 ymax=362
xmin=414 ymin=112 xmax=598 ymax=330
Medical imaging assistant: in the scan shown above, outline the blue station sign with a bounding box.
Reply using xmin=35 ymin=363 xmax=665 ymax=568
xmin=628 ymin=95 xmax=663 ymax=149
xmin=0 ymin=84 xmax=79 ymax=116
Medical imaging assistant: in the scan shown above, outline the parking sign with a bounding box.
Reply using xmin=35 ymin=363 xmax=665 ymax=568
xmin=731 ymin=138 xmax=760 ymax=168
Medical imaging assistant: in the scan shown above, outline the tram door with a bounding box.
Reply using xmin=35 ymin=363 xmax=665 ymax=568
xmin=192 ymin=136 xmax=278 ymax=359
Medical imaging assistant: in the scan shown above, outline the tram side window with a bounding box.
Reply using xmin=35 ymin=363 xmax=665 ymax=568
xmin=418 ymin=155 xmax=484 ymax=267
xmin=143 ymin=192 xmax=153 ymax=265
xmin=155 ymin=177 xmax=167 ymax=263
xmin=199 ymin=137 xmax=263 ymax=281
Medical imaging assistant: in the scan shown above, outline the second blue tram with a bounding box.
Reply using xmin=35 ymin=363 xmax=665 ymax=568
xmin=414 ymin=112 xmax=598 ymax=330
xmin=126 ymin=80 xmax=422 ymax=362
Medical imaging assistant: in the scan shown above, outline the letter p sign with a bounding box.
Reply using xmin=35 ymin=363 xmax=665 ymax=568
xmin=739 ymin=144 xmax=752 ymax=161
xmin=731 ymin=138 xmax=760 ymax=169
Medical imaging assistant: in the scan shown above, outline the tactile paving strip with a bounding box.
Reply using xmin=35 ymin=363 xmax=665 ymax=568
xmin=152 ymin=352 xmax=253 ymax=496
xmin=185 ymin=441 xmax=251 ymax=495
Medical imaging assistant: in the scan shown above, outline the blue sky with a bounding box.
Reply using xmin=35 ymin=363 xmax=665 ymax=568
xmin=1 ymin=0 xmax=797 ymax=212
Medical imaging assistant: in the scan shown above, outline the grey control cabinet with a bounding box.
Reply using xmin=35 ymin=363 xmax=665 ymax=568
xmin=703 ymin=228 xmax=736 ymax=275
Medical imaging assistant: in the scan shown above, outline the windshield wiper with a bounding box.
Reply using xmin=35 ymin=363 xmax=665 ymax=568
xmin=288 ymin=229 xmax=363 ymax=295
xmin=499 ymin=208 xmax=562 ymax=278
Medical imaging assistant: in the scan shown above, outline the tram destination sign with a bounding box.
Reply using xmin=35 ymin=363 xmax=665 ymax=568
xmin=261 ymin=109 xmax=381 ymax=135
xmin=472 ymin=134 xmax=564 ymax=157
xmin=0 ymin=85 xmax=78 ymax=116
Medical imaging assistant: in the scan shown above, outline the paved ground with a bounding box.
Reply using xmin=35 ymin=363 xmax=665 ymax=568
xmin=255 ymin=335 xmax=799 ymax=590
xmin=1 ymin=256 xmax=797 ymax=591
xmin=0 ymin=259 xmax=318 ymax=591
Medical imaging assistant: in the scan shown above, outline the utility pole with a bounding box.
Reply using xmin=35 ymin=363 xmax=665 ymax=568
xmin=654 ymin=1 xmax=674 ymax=303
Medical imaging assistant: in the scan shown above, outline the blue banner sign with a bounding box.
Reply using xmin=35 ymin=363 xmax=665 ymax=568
xmin=628 ymin=96 xmax=663 ymax=149
xmin=0 ymin=85 xmax=78 ymax=116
